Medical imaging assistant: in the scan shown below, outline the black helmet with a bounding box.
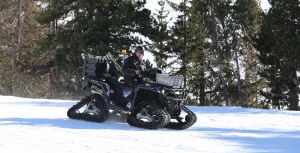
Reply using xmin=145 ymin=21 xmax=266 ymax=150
xmin=135 ymin=46 xmax=144 ymax=53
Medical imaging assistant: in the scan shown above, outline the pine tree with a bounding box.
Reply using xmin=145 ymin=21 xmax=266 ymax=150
xmin=167 ymin=0 xmax=191 ymax=88
xmin=168 ymin=0 xmax=236 ymax=106
xmin=36 ymin=0 xmax=156 ymax=95
xmin=233 ymin=0 xmax=264 ymax=107
xmin=257 ymin=0 xmax=299 ymax=110
xmin=191 ymin=0 xmax=235 ymax=106
xmin=186 ymin=0 xmax=206 ymax=105
xmin=149 ymin=0 xmax=170 ymax=69
xmin=180 ymin=0 xmax=263 ymax=107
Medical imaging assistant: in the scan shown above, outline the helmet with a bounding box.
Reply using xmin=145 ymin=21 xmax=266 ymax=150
xmin=135 ymin=46 xmax=144 ymax=53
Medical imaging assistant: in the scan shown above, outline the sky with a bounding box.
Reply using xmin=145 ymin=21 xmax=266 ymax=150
xmin=145 ymin=0 xmax=271 ymax=21
xmin=260 ymin=0 xmax=272 ymax=11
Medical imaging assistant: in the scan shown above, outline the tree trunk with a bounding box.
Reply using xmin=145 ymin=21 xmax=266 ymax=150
xmin=210 ymin=2 xmax=229 ymax=106
xmin=199 ymin=53 xmax=206 ymax=105
xmin=183 ymin=0 xmax=187 ymax=89
xmin=199 ymin=68 xmax=206 ymax=105
xmin=288 ymin=69 xmax=299 ymax=111
xmin=233 ymin=31 xmax=243 ymax=107
xmin=49 ymin=67 xmax=60 ymax=98
xmin=214 ymin=27 xmax=229 ymax=106
xmin=11 ymin=0 xmax=21 ymax=73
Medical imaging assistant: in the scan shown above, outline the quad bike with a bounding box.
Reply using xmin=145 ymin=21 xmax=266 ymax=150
xmin=67 ymin=54 xmax=197 ymax=129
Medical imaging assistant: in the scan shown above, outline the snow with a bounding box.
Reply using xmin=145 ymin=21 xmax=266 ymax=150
xmin=0 ymin=95 xmax=299 ymax=153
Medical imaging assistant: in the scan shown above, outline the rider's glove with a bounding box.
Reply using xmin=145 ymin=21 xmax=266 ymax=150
xmin=135 ymin=70 xmax=140 ymax=75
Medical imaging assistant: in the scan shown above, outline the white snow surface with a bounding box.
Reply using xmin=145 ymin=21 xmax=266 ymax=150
xmin=0 ymin=95 xmax=299 ymax=153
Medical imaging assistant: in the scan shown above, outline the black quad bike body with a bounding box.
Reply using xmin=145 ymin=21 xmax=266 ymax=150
xmin=67 ymin=54 xmax=197 ymax=129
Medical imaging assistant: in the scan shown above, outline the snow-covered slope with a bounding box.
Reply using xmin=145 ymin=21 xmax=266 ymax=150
xmin=0 ymin=95 xmax=299 ymax=153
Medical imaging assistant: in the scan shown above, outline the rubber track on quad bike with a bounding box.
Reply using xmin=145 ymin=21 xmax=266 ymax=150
xmin=165 ymin=105 xmax=197 ymax=130
xmin=67 ymin=95 xmax=109 ymax=122
xmin=127 ymin=103 xmax=171 ymax=129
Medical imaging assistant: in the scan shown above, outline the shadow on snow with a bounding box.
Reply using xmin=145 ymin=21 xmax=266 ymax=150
xmin=0 ymin=116 xmax=147 ymax=131
xmin=193 ymin=127 xmax=300 ymax=153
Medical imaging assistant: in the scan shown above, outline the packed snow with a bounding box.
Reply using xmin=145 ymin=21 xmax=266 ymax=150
xmin=0 ymin=95 xmax=299 ymax=153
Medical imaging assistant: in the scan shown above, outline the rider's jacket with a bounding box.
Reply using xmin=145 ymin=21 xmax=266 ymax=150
xmin=122 ymin=54 xmax=145 ymax=87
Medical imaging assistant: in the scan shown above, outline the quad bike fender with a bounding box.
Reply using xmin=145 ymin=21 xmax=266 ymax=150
xmin=132 ymin=86 xmax=167 ymax=109
xmin=84 ymin=79 xmax=110 ymax=99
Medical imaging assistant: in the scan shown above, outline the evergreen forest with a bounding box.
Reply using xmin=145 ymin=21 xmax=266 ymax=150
xmin=0 ymin=0 xmax=299 ymax=110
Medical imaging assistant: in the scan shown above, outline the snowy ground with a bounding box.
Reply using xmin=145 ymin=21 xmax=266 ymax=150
xmin=0 ymin=95 xmax=299 ymax=153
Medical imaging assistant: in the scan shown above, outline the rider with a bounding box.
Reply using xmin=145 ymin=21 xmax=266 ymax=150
xmin=111 ymin=45 xmax=154 ymax=108
xmin=122 ymin=46 xmax=145 ymax=89
xmin=104 ymin=46 xmax=145 ymax=109
xmin=105 ymin=46 xmax=145 ymax=109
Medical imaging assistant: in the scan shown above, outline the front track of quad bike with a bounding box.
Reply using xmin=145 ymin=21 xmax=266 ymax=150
xmin=127 ymin=102 xmax=170 ymax=129
xmin=165 ymin=105 xmax=197 ymax=130
xmin=67 ymin=94 xmax=109 ymax=122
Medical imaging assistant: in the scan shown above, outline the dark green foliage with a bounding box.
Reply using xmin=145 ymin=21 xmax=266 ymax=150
xmin=36 ymin=0 xmax=156 ymax=95
xmin=167 ymin=0 xmax=191 ymax=90
xmin=186 ymin=0 xmax=233 ymax=106
xmin=0 ymin=0 xmax=298 ymax=111
xmin=232 ymin=0 xmax=264 ymax=107
xmin=169 ymin=0 xmax=265 ymax=107
xmin=257 ymin=0 xmax=300 ymax=110
xmin=37 ymin=0 xmax=155 ymax=70
xmin=233 ymin=0 xmax=262 ymax=39
xmin=185 ymin=0 xmax=207 ymax=105
xmin=149 ymin=0 xmax=170 ymax=69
